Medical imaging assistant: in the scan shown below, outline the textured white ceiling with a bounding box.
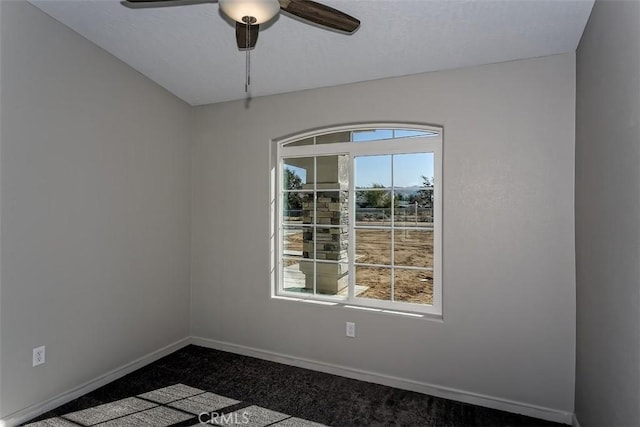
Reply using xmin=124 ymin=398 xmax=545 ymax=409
xmin=29 ymin=0 xmax=594 ymax=106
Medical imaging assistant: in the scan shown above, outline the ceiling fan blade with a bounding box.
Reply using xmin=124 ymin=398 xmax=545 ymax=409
xmin=236 ymin=22 xmax=260 ymax=50
xmin=278 ymin=0 xmax=360 ymax=33
xmin=122 ymin=0 xmax=215 ymax=9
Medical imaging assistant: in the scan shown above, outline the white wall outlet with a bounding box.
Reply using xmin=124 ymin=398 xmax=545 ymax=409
xmin=346 ymin=322 xmax=355 ymax=338
xmin=33 ymin=345 xmax=45 ymax=367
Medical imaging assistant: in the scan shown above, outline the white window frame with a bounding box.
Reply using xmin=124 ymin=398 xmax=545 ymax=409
xmin=271 ymin=124 xmax=443 ymax=316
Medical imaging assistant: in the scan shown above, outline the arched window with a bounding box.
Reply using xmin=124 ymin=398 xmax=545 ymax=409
xmin=273 ymin=125 xmax=442 ymax=315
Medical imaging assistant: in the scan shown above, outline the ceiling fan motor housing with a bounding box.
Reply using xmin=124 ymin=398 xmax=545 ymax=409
xmin=219 ymin=0 xmax=280 ymax=24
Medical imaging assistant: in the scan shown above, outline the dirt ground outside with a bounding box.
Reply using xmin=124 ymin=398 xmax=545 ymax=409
xmin=355 ymin=225 xmax=433 ymax=304
xmin=283 ymin=222 xmax=433 ymax=305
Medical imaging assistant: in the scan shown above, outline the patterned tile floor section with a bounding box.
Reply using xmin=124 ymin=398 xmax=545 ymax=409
xmin=25 ymin=384 xmax=326 ymax=427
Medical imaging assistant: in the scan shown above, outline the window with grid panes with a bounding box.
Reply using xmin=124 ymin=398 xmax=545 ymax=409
xmin=275 ymin=126 xmax=442 ymax=315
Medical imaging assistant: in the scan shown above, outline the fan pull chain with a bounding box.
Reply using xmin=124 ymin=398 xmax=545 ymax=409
xmin=245 ymin=22 xmax=251 ymax=92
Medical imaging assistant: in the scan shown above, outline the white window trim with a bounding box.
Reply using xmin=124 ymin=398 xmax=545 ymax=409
xmin=271 ymin=124 xmax=443 ymax=316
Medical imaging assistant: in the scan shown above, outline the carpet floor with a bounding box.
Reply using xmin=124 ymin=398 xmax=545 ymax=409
xmin=24 ymin=345 xmax=566 ymax=427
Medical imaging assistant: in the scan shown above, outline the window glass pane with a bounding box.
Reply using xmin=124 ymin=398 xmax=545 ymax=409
xmin=393 ymin=153 xmax=433 ymax=188
xmin=282 ymin=259 xmax=313 ymax=294
xmin=315 ymin=191 xmax=348 ymax=227
xmin=283 ymin=137 xmax=314 ymax=147
xmin=355 ymin=266 xmax=391 ymax=301
xmin=316 ymin=227 xmax=348 ymax=261
xmin=394 ymin=269 xmax=433 ymax=305
xmin=315 ymin=155 xmax=349 ymax=190
xmin=394 ymin=229 xmax=433 ymax=268
xmin=302 ymin=227 xmax=315 ymax=259
xmin=355 ymin=155 xmax=391 ymax=189
xmin=283 ymin=158 xmax=314 ymax=189
xmin=283 ymin=258 xmax=299 ymax=268
xmin=352 ymin=129 xmax=394 ymax=142
xmin=300 ymin=194 xmax=314 ymax=225
xmin=419 ymin=206 xmax=434 ymax=226
xmin=316 ymin=131 xmax=351 ymax=145
xmin=356 ymin=192 xmax=391 ymax=226
xmin=283 ymin=227 xmax=303 ymax=259
xmin=355 ymin=229 xmax=391 ymax=265
xmin=393 ymin=129 xmax=439 ymax=139
xmin=283 ymin=192 xmax=311 ymax=225
xmin=393 ymin=153 xmax=434 ymax=226
xmin=316 ymin=261 xmax=348 ymax=296
xmin=339 ymin=262 xmax=350 ymax=296
xmin=393 ymin=202 xmax=416 ymax=226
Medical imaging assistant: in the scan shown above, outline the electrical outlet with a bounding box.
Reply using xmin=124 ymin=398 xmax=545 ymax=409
xmin=33 ymin=346 xmax=45 ymax=367
xmin=346 ymin=322 xmax=355 ymax=338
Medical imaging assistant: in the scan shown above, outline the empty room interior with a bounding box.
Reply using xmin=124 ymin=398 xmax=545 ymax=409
xmin=0 ymin=0 xmax=639 ymax=426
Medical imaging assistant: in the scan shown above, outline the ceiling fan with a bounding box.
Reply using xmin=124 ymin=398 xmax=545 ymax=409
xmin=123 ymin=0 xmax=360 ymax=51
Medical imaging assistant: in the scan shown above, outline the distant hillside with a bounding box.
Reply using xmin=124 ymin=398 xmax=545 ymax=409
xmin=394 ymin=186 xmax=424 ymax=197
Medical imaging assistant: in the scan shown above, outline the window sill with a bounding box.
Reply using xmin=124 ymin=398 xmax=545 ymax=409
xmin=271 ymin=295 xmax=443 ymax=322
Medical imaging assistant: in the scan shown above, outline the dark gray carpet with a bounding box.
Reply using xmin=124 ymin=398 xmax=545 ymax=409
xmin=24 ymin=345 xmax=566 ymax=427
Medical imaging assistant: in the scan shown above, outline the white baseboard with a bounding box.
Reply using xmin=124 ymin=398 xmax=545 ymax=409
xmin=191 ymin=336 xmax=574 ymax=425
xmin=1 ymin=337 xmax=191 ymax=427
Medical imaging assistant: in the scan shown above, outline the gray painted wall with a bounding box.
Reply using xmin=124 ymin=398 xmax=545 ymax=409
xmin=191 ymin=53 xmax=576 ymax=413
xmin=575 ymin=1 xmax=640 ymax=425
xmin=0 ymin=1 xmax=3 ymax=416
xmin=0 ymin=2 xmax=192 ymax=417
